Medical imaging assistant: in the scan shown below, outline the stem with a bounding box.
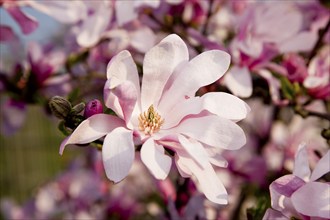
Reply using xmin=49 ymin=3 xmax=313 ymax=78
xmin=307 ymin=17 xmax=330 ymax=65
xmin=294 ymin=105 xmax=330 ymax=121
xmin=202 ymin=0 xmax=214 ymax=35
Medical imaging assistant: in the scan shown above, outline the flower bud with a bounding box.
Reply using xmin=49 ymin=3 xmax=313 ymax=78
xmin=84 ymin=99 xmax=103 ymax=118
xmin=72 ymin=102 xmax=85 ymax=114
xmin=49 ymin=96 xmax=72 ymax=119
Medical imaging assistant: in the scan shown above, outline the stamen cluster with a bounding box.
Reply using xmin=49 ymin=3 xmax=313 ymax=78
xmin=138 ymin=105 xmax=164 ymax=135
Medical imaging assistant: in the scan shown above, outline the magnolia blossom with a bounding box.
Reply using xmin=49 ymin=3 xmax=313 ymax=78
xmin=61 ymin=34 xmax=249 ymax=204
xmin=263 ymin=144 xmax=330 ymax=219
xmin=304 ymin=45 xmax=330 ymax=99
xmin=224 ymin=2 xmax=317 ymax=99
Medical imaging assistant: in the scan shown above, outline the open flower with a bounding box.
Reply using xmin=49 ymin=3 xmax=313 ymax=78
xmin=263 ymin=144 xmax=330 ymax=219
xmin=60 ymin=34 xmax=249 ymax=204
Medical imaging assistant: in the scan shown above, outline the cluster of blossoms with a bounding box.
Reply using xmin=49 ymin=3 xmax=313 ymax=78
xmin=1 ymin=0 xmax=329 ymax=219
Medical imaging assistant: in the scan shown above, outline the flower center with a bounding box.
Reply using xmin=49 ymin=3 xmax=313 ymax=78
xmin=138 ymin=105 xmax=164 ymax=135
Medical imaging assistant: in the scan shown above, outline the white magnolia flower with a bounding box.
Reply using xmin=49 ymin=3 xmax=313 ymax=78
xmin=61 ymin=34 xmax=249 ymax=204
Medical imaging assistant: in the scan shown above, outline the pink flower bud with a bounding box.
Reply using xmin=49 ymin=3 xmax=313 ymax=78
xmin=84 ymin=99 xmax=103 ymax=118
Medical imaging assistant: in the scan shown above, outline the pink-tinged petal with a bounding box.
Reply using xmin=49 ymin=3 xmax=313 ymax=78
xmin=204 ymin=146 xmax=228 ymax=168
xmin=110 ymin=81 xmax=138 ymax=123
xmin=293 ymin=143 xmax=311 ymax=181
xmin=0 ymin=25 xmax=18 ymax=42
xmin=175 ymin=154 xmax=192 ymax=177
xmin=177 ymin=153 xmax=228 ymax=204
xmin=279 ymin=32 xmax=317 ymax=53
xmin=292 ymin=182 xmax=330 ymax=219
xmin=102 ymin=127 xmax=135 ymax=183
xmin=224 ymin=66 xmax=252 ymax=98
xmin=159 ymin=50 xmax=230 ymax=113
xmin=77 ymin=3 xmax=112 ymax=47
xmin=59 ymin=136 xmax=70 ymax=155
xmin=28 ymin=1 xmax=87 ymax=24
xmin=171 ymin=115 xmax=246 ymax=150
xmin=141 ymin=34 xmax=189 ymax=110
xmin=163 ymin=92 xmax=249 ymax=128
xmin=270 ymin=175 xmax=305 ymax=198
xmin=6 ymin=6 xmax=38 ymax=34
xmin=311 ymin=150 xmax=330 ymax=181
xmin=262 ymin=209 xmax=288 ymax=220
xmin=104 ymin=80 xmax=124 ymax=118
xmin=269 ymin=175 xmax=302 ymax=218
xmin=63 ymin=114 xmax=125 ymax=146
xmin=115 ymin=1 xmax=137 ymax=26
xmin=140 ymin=138 xmax=172 ymax=180
xmin=178 ymin=135 xmax=209 ymax=168
xmin=106 ymin=50 xmax=140 ymax=93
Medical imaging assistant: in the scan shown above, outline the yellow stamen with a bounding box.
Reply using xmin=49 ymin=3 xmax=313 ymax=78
xmin=138 ymin=105 xmax=164 ymax=135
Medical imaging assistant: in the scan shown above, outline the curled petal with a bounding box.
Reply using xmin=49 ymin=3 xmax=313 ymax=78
xmin=102 ymin=127 xmax=135 ymax=183
xmin=140 ymin=138 xmax=172 ymax=180
xmin=106 ymin=50 xmax=140 ymax=92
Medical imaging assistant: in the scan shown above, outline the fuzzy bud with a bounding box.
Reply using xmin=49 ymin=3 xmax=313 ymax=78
xmin=84 ymin=99 xmax=103 ymax=118
xmin=49 ymin=96 xmax=72 ymax=119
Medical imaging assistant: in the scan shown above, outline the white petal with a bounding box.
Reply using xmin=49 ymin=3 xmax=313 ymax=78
xmin=293 ymin=143 xmax=311 ymax=181
xmin=141 ymin=34 xmax=189 ymax=110
xmin=163 ymin=92 xmax=250 ymax=128
xmin=291 ymin=182 xmax=330 ymax=219
xmin=224 ymin=66 xmax=252 ymax=98
xmin=28 ymin=1 xmax=87 ymax=24
xmin=130 ymin=26 xmax=156 ymax=53
xmin=106 ymin=50 xmax=140 ymax=94
xmin=177 ymin=152 xmax=228 ymax=204
xmin=159 ymin=50 xmax=230 ymax=113
xmin=178 ymin=135 xmax=209 ymax=168
xmin=171 ymin=115 xmax=246 ymax=150
xmin=115 ymin=1 xmax=137 ymax=26
xmin=110 ymin=81 xmax=138 ymax=123
xmin=102 ymin=127 xmax=135 ymax=183
xmin=64 ymin=114 xmax=125 ymax=146
xmin=77 ymin=2 xmax=112 ymax=47
xmin=310 ymin=150 xmax=330 ymax=181
xmin=140 ymin=138 xmax=172 ymax=180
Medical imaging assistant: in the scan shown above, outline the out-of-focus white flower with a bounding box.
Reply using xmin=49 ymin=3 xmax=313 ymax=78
xmin=61 ymin=34 xmax=249 ymax=204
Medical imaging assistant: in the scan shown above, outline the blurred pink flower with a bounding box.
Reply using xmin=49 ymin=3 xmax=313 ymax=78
xmin=304 ymin=46 xmax=330 ymax=99
xmin=0 ymin=0 xmax=38 ymax=41
xmin=224 ymin=2 xmax=317 ymax=99
xmin=263 ymin=144 xmax=330 ymax=219
xmin=60 ymin=34 xmax=249 ymax=204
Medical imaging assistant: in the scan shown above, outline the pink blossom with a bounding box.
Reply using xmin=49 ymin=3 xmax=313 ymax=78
xmin=304 ymin=46 xmax=330 ymax=99
xmin=264 ymin=144 xmax=330 ymax=219
xmin=223 ymin=2 xmax=317 ymax=99
xmin=60 ymin=34 xmax=249 ymax=204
